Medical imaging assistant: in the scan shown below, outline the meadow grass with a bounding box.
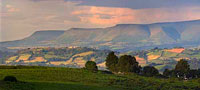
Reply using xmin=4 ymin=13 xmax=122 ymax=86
xmin=0 ymin=66 xmax=199 ymax=90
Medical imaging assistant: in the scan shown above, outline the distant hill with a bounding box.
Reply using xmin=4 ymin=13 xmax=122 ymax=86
xmin=0 ymin=30 xmax=65 ymax=47
xmin=1 ymin=20 xmax=200 ymax=51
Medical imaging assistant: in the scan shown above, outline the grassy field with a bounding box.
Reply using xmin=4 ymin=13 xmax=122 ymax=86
xmin=0 ymin=66 xmax=199 ymax=90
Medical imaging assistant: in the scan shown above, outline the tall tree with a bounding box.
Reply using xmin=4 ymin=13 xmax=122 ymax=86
xmin=175 ymin=59 xmax=190 ymax=77
xmin=175 ymin=59 xmax=190 ymax=73
xmin=105 ymin=52 xmax=118 ymax=72
xmin=117 ymin=55 xmax=140 ymax=73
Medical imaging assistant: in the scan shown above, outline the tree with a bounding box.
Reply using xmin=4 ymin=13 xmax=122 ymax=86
xmin=85 ymin=61 xmax=98 ymax=72
xmin=163 ymin=69 xmax=170 ymax=77
xmin=117 ymin=55 xmax=140 ymax=73
xmin=175 ymin=59 xmax=190 ymax=77
xmin=142 ymin=66 xmax=159 ymax=77
xmin=105 ymin=52 xmax=119 ymax=72
xmin=175 ymin=59 xmax=190 ymax=72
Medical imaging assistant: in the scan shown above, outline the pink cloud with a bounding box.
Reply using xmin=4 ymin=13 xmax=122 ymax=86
xmin=72 ymin=6 xmax=136 ymax=25
xmin=44 ymin=15 xmax=57 ymax=21
xmin=72 ymin=6 xmax=200 ymax=26
xmin=6 ymin=4 xmax=20 ymax=13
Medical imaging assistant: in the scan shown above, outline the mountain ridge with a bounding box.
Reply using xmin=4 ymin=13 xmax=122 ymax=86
xmin=1 ymin=20 xmax=200 ymax=51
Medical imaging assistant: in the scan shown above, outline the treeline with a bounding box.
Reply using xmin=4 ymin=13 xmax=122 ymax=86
xmin=85 ymin=51 xmax=200 ymax=79
xmin=163 ymin=60 xmax=200 ymax=79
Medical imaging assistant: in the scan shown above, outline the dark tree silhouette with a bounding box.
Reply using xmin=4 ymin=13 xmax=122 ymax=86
xmin=117 ymin=55 xmax=140 ymax=73
xmin=175 ymin=59 xmax=190 ymax=77
xmin=105 ymin=52 xmax=119 ymax=72
xmin=142 ymin=66 xmax=159 ymax=77
xmin=85 ymin=61 xmax=98 ymax=72
xmin=175 ymin=59 xmax=190 ymax=73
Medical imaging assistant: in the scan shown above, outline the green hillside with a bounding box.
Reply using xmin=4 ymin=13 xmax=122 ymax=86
xmin=0 ymin=66 xmax=199 ymax=90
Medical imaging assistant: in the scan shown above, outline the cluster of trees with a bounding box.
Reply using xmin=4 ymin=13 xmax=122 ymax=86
xmin=105 ymin=52 xmax=200 ymax=79
xmin=163 ymin=59 xmax=200 ymax=79
xmin=105 ymin=52 xmax=159 ymax=76
xmin=84 ymin=51 xmax=159 ymax=77
xmin=85 ymin=51 xmax=200 ymax=79
xmin=84 ymin=51 xmax=160 ymax=76
xmin=106 ymin=52 xmax=140 ymax=73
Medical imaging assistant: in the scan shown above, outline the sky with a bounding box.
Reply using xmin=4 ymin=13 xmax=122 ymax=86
xmin=0 ymin=0 xmax=200 ymax=42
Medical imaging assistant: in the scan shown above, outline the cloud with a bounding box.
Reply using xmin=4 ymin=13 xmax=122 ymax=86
xmin=6 ymin=4 xmax=20 ymax=13
xmin=72 ymin=6 xmax=135 ymax=25
xmin=1 ymin=0 xmax=200 ymax=42
xmin=1 ymin=0 xmax=95 ymax=41
xmin=33 ymin=0 xmax=200 ymax=9
xmin=44 ymin=15 xmax=57 ymax=21
xmin=66 ymin=0 xmax=200 ymax=9
xmin=72 ymin=6 xmax=200 ymax=25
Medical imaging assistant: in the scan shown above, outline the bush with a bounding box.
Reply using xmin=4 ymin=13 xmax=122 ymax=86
xmin=142 ymin=66 xmax=159 ymax=77
xmin=3 ymin=76 xmax=17 ymax=82
xmin=85 ymin=61 xmax=98 ymax=72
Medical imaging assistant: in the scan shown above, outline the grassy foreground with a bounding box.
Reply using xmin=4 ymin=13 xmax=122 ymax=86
xmin=0 ymin=66 xmax=199 ymax=90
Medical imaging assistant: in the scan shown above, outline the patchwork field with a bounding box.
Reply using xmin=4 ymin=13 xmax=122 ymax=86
xmin=4 ymin=47 xmax=110 ymax=69
xmin=126 ymin=48 xmax=200 ymax=72
xmin=2 ymin=47 xmax=200 ymax=72
xmin=165 ymin=48 xmax=185 ymax=53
